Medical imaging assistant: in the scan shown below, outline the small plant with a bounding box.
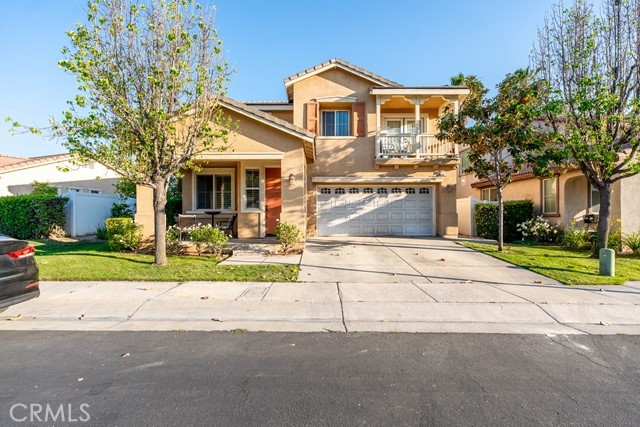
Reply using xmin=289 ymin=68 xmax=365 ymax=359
xmin=623 ymin=230 xmax=640 ymax=255
xmin=188 ymin=224 xmax=229 ymax=256
xmin=166 ymin=225 xmax=185 ymax=255
xmin=607 ymin=227 xmax=623 ymax=254
xmin=95 ymin=224 xmax=108 ymax=240
xmin=517 ymin=216 xmax=559 ymax=243
xmin=105 ymin=218 xmax=143 ymax=252
xmin=274 ymin=220 xmax=303 ymax=254
xmin=48 ymin=224 xmax=67 ymax=239
xmin=559 ymin=221 xmax=592 ymax=250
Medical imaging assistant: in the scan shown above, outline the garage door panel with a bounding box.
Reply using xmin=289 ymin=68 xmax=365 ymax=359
xmin=317 ymin=186 xmax=435 ymax=237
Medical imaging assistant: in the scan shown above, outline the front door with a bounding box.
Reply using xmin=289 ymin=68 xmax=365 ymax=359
xmin=265 ymin=168 xmax=282 ymax=234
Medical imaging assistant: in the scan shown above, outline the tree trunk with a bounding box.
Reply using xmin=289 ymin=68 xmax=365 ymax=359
xmin=497 ymin=187 xmax=504 ymax=251
xmin=153 ymin=177 xmax=168 ymax=266
xmin=594 ymin=183 xmax=612 ymax=255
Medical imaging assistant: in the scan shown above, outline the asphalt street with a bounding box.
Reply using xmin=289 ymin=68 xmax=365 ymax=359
xmin=1 ymin=332 xmax=639 ymax=427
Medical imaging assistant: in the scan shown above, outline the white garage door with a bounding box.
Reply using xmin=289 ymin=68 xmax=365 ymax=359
xmin=317 ymin=186 xmax=435 ymax=237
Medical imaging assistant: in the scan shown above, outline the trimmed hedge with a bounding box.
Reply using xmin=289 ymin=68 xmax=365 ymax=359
xmin=0 ymin=195 xmax=68 ymax=239
xmin=475 ymin=199 xmax=534 ymax=242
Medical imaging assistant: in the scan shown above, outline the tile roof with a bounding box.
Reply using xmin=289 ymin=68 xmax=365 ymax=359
xmin=0 ymin=153 xmax=72 ymax=172
xmin=0 ymin=154 xmax=26 ymax=167
xmin=219 ymin=96 xmax=315 ymax=160
xmin=220 ymin=96 xmax=314 ymax=140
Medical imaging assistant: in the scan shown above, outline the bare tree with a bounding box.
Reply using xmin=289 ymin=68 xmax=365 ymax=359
xmin=532 ymin=0 xmax=640 ymax=253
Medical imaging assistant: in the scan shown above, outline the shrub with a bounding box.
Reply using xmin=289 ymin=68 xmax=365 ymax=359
xmin=475 ymin=200 xmax=534 ymax=242
xmin=559 ymin=222 xmax=592 ymax=250
xmin=517 ymin=216 xmax=559 ymax=243
xmin=274 ymin=221 xmax=303 ymax=254
xmin=105 ymin=218 xmax=143 ymax=252
xmin=623 ymin=230 xmax=640 ymax=255
xmin=166 ymin=225 xmax=184 ymax=255
xmin=0 ymin=194 xmax=68 ymax=239
xmin=31 ymin=181 xmax=58 ymax=196
xmin=95 ymin=224 xmax=108 ymax=240
xmin=188 ymin=224 xmax=228 ymax=256
xmin=110 ymin=202 xmax=134 ymax=219
xmin=607 ymin=228 xmax=623 ymax=254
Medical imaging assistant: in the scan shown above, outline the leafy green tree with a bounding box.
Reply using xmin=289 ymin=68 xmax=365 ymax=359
xmin=12 ymin=0 xmax=232 ymax=265
xmin=532 ymin=0 xmax=640 ymax=253
xmin=30 ymin=181 xmax=59 ymax=197
xmin=438 ymin=69 xmax=550 ymax=250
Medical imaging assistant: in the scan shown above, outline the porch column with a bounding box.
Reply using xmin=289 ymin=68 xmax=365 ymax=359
xmin=413 ymin=97 xmax=421 ymax=133
xmin=375 ymin=96 xmax=381 ymax=134
xmin=453 ymin=99 xmax=460 ymax=154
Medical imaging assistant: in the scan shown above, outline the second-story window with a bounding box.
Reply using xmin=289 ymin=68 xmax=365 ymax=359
xmin=321 ymin=111 xmax=349 ymax=136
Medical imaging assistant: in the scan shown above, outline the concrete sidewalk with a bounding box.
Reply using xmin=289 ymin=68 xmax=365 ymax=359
xmin=1 ymin=281 xmax=640 ymax=335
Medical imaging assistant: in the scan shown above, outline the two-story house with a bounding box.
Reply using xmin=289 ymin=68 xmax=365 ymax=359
xmin=135 ymin=58 xmax=469 ymax=238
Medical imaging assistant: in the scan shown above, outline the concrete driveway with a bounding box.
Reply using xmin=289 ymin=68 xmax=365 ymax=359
xmin=298 ymin=237 xmax=560 ymax=285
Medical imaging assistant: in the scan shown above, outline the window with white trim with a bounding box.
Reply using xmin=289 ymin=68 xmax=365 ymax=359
xmin=245 ymin=169 xmax=260 ymax=209
xmin=542 ymin=178 xmax=558 ymax=214
xmin=481 ymin=188 xmax=497 ymax=201
xmin=321 ymin=111 xmax=349 ymax=136
xmin=196 ymin=174 xmax=233 ymax=210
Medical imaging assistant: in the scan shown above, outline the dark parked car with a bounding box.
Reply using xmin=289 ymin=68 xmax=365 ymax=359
xmin=0 ymin=235 xmax=39 ymax=313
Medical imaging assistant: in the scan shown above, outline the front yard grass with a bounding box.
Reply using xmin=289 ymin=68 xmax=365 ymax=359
xmin=32 ymin=240 xmax=298 ymax=282
xmin=461 ymin=241 xmax=640 ymax=286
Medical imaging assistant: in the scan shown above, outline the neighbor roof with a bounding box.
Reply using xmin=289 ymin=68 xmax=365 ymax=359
xmin=0 ymin=155 xmax=26 ymax=167
xmin=0 ymin=153 xmax=72 ymax=173
xmin=283 ymin=58 xmax=401 ymax=100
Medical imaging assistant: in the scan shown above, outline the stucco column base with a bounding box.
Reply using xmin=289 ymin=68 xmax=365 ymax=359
xmin=135 ymin=213 xmax=155 ymax=237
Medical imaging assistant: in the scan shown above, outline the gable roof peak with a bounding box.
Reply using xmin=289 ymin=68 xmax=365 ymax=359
xmin=283 ymin=58 xmax=402 ymax=100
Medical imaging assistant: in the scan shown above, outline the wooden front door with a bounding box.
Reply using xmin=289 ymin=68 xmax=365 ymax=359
xmin=265 ymin=168 xmax=282 ymax=234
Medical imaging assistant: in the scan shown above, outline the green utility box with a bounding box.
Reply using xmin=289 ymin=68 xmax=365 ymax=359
xmin=599 ymin=248 xmax=615 ymax=277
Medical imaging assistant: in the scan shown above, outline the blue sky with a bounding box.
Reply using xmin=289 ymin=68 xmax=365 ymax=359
xmin=0 ymin=0 xmax=558 ymax=158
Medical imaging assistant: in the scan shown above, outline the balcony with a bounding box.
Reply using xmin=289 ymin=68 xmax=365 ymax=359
xmin=376 ymin=133 xmax=456 ymax=159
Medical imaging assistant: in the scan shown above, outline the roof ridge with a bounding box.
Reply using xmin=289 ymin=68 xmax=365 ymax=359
xmin=0 ymin=153 xmax=72 ymax=172
xmin=283 ymin=57 xmax=402 ymax=88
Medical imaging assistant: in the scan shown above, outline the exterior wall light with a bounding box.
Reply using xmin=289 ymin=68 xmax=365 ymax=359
xmin=288 ymin=173 xmax=295 ymax=186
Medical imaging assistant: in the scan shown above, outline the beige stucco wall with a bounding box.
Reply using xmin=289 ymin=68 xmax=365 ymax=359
xmin=620 ymin=173 xmax=640 ymax=234
xmin=136 ymin=108 xmax=308 ymax=239
xmin=292 ymin=69 xmax=458 ymax=237
xmin=0 ymin=160 xmax=120 ymax=196
xmin=457 ymin=170 xmax=630 ymax=232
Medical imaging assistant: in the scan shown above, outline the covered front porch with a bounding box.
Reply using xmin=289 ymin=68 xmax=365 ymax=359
xmin=179 ymin=152 xmax=296 ymax=239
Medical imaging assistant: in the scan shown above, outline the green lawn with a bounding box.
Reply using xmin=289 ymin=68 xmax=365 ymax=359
xmin=461 ymin=241 xmax=640 ymax=285
xmin=31 ymin=240 xmax=298 ymax=282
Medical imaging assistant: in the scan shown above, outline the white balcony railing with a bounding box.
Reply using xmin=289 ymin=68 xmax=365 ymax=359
xmin=376 ymin=133 xmax=457 ymax=159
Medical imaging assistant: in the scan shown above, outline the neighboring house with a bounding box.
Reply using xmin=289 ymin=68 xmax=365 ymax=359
xmin=456 ymin=149 xmax=640 ymax=235
xmin=0 ymin=153 xmax=120 ymax=196
xmin=136 ymin=58 xmax=469 ymax=238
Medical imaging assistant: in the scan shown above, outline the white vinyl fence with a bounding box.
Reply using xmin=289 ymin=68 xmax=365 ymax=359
xmin=63 ymin=192 xmax=135 ymax=237
xmin=456 ymin=197 xmax=497 ymax=237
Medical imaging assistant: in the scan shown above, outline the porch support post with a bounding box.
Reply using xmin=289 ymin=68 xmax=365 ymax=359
xmin=453 ymin=99 xmax=460 ymax=154
xmin=375 ymin=96 xmax=381 ymax=134
xmin=413 ymin=97 xmax=421 ymax=133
